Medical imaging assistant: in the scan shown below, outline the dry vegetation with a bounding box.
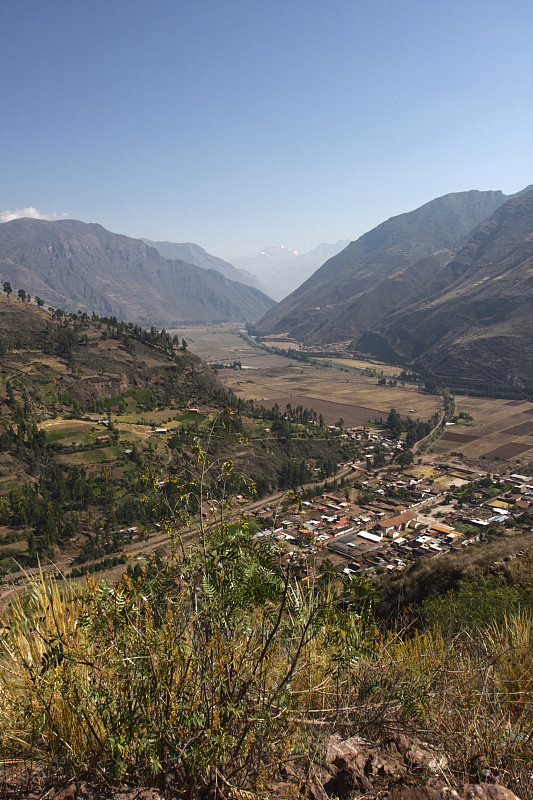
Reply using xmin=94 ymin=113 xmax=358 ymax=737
xmin=1 ymin=521 xmax=532 ymax=798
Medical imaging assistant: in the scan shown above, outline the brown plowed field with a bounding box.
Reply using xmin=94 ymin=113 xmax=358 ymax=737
xmin=482 ymin=442 xmax=533 ymax=460
xmin=441 ymin=431 xmax=479 ymax=443
xmin=261 ymin=396 xmax=385 ymax=427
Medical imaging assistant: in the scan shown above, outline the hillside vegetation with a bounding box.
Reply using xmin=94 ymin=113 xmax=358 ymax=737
xmin=1 ymin=469 xmax=532 ymax=798
xmin=0 ymin=296 xmax=349 ymax=576
xmin=0 ymin=297 xmax=532 ymax=799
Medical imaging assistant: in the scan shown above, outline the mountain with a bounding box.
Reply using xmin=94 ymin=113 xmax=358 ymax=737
xmin=0 ymin=219 xmax=275 ymax=326
xmin=142 ymin=239 xmax=262 ymax=291
xmin=232 ymin=240 xmax=350 ymax=301
xmin=357 ymin=189 xmax=533 ymax=391
xmin=256 ymin=190 xmax=508 ymax=339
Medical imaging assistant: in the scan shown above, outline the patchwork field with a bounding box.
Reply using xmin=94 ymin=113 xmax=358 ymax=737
xmin=431 ymin=396 xmax=533 ymax=465
xmin=170 ymin=324 xmax=442 ymax=425
xmin=169 ymin=324 xmax=533 ymax=467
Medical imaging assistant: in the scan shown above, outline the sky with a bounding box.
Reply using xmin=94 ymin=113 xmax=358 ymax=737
xmin=0 ymin=0 xmax=532 ymax=261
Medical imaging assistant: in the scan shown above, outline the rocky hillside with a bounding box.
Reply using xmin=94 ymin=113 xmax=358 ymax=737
xmin=256 ymin=190 xmax=509 ymax=340
xmin=357 ymin=189 xmax=533 ymax=391
xmin=0 ymin=219 xmax=275 ymax=326
xmin=142 ymin=238 xmax=262 ymax=290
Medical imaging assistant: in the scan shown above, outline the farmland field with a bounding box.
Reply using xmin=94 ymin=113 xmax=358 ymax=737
xmin=431 ymin=396 xmax=533 ymax=465
xmin=315 ymin=357 xmax=404 ymax=378
xmin=170 ymin=324 xmax=442 ymax=424
xmin=169 ymin=324 xmax=533 ymax=467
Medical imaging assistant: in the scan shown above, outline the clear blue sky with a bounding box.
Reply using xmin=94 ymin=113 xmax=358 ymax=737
xmin=1 ymin=0 xmax=531 ymax=260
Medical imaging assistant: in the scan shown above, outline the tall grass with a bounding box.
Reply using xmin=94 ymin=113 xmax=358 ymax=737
xmin=1 ymin=554 xmax=532 ymax=796
xmin=1 ymin=417 xmax=532 ymax=797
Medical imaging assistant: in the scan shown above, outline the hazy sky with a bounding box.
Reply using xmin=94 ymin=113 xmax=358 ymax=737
xmin=1 ymin=0 xmax=531 ymax=260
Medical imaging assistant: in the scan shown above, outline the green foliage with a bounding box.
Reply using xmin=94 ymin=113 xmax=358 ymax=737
xmin=422 ymin=576 xmax=533 ymax=637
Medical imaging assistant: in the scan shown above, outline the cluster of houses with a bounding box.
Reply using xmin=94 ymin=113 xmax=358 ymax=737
xmin=250 ymin=466 xmax=533 ymax=577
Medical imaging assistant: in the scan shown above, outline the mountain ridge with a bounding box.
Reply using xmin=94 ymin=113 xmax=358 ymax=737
xmin=142 ymin=238 xmax=263 ymax=291
xmin=256 ymin=189 xmax=509 ymax=340
xmin=0 ymin=218 xmax=275 ymax=326
xmin=356 ymin=189 xmax=533 ymax=390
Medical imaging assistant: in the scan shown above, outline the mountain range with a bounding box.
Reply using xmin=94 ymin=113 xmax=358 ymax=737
xmin=257 ymin=187 xmax=533 ymax=391
xmin=357 ymin=189 xmax=533 ymax=390
xmin=0 ymin=219 xmax=275 ymax=327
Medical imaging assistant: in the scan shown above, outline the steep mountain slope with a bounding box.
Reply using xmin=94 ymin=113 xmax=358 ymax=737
xmin=357 ymin=190 xmax=533 ymax=390
xmin=142 ymin=239 xmax=262 ymax=291
xmin=232 ymin=241 xmax=350 ymax=301
xmin=0 ymin=219 xmax=275 ymax=326
xmin=257 ymin=190 xmax=508 ymax=340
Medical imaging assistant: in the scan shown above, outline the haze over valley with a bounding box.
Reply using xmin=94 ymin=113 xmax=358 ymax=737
xmin=2 ymin=183 xmax=531 ymax=395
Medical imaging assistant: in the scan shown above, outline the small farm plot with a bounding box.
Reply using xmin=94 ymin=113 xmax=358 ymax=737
xmin=432 ymin=397 xmax=533 ymax=464
xmin=259 ymin=395 xmax=383 ymax=428
xmin=41 ymin=419 xmax=102 ymax=445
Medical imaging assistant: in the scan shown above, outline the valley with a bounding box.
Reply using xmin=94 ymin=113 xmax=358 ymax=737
xmin=0 ymin=191 xmax=532 ymax=800
xmin=2 ymin=4 xmax=533 ymax=794
xmin=171 ymin=322 xmax=533 ymax=468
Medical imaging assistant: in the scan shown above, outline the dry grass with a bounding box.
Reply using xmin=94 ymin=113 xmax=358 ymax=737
xmin=1 ymin=558 xmax=532 ymax=795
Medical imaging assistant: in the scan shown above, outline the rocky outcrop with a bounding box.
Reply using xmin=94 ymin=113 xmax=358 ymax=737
xmin=271 ymin=734 xmax=526 ymax=800
xmin=3 ymin=735 xmax=527 ymax=800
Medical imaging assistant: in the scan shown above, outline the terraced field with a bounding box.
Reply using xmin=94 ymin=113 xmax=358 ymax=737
xmin=432 ymin=397 xmax=533 ymax=465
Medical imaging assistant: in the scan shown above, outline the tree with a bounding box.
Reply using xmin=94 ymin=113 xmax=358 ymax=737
xmin=397 ymin=449 xmax=414 ymax=467
xmin=387 ymin=408 xmax=403 ymax=439
xmin=181 ymin=337 xmax=188 ymax=351
xmin=3 ymin=281 xmax=12 ymax=302
xmin=17 ymin=289 xmax=26 ymax=302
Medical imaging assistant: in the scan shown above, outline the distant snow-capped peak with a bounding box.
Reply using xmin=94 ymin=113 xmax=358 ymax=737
xmin=258 ymin=245 xmax=299 ymax=258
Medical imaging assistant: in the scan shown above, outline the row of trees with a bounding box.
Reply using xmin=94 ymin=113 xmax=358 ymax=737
xmin=386 ymin=407 xmax=440 ymax=446
xmin=2 ymin=280 xmax=45 ymax=307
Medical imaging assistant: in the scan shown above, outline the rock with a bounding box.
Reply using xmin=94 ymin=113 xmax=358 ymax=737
xmin=307 ymin=762 xmax=334 ymax=799
xmin=325 ymin=733 xmax=372 ymax=763
xmin=383 ymin=784 xmax=523 ymax=800
xmin=323 ymin=754 xmax=374 ymax=798
xmin=364 ymin=751 xmax=407 ymax=780
xmin=405 ymin=742 xmax=448 ymax=773
xmin=384 ymin=734 xmax=448 ymax=773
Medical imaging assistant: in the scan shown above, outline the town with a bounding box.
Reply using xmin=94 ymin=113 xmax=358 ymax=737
xmin=244 ymin=422 xmax=533 ymax=578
